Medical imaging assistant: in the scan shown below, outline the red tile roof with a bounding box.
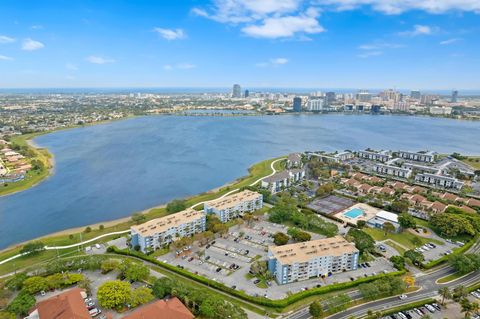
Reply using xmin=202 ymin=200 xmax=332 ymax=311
xmin=33 ymin=288 xmax=90 ymax=319
xmin=467 ymin=198 xmax=480 ymax=208
xmin=122 ymin=298 xmax=194 ymax=319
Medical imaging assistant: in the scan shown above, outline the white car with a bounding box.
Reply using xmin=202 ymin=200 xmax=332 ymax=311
xmin=95 ymin=243 xmax=101 ymax=249
xmin=399 ymin=294 xmax=408 ymax=300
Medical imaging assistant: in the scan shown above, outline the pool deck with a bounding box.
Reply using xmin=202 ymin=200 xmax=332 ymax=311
xmin=334 ymin=203 xmax=379 ymax=224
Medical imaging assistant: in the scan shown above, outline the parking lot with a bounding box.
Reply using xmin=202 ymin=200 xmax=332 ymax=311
xmin=383 ymin=299 xmax=473 ymax=319
xmin=408 ymin=229 xmax=459 ymax=262
xmin=161 ymin=217 xmax=397 ymax=300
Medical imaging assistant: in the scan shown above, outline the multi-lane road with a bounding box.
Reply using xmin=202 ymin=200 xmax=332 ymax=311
xmin=284 ymin=241 xmax=480 ymax=319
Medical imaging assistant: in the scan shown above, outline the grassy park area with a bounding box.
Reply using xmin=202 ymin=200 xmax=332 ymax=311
xmin=364 ymin=228 xmax=443 ymax=252
xmin=0 ymin=156 xmax=284 ymax=276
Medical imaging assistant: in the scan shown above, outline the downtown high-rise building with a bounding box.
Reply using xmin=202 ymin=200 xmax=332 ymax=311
xmin=244 ymin=89 xmax=249 ymax=98
xmin=293 ymin=97 xmax=302 ymax=112
xmin=232 ymin=84 xmax=242 ymax=98
xmin=451 ymin=90 xmax=458 ymax=103
xmin=410 ymin=90 xmax=421 ymax=100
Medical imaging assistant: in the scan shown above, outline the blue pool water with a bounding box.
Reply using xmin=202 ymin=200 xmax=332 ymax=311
xmin=343 ymin=208 xmax=365 ymax=219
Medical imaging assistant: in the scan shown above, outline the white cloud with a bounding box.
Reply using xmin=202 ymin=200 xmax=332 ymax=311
xmin=315 ymin=0 xmax=480 ymax=14
xmin=31 ymin=25 xmax=43 ymax=30
xmin=0 ymin=35 xmax=15 ymax=44
xmin=0 ymin=55 xmax=13 ymax=61
xmin=257 ymin=57 xmax=289 ymax=67
xmin=66 ymin=63 xmax=78 ymax=70
xmin=358 ymin=41 xmax=404 ymax=50
xmin=440 ymin=38 xmax=461 ymax=45
xmin=164 ymin=63 xmax=196 ymax=70
xmin=193 ymin=1 xmax=324 ymax=39
xmin=398 ymin=24 xmax=434 ymax=36
xmin=357 ymin=50 xmax=383 ymax=58
xmin=21 ymin=38 xmax=44 ymax=51
xmin=242 ymin=8 xmax=324 ymax=38
xmin=153 ymin=28 xmax=186 ymax=40
xmin=85 ymin=55 xmax=115 ymax=64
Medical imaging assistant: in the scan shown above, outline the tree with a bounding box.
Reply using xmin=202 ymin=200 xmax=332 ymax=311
xmin=78 ymin=276 xmax=92 ymax=295
xmin=316 ymin=183 xmax=335 ymax=197
xmin=346 ymin=228 xmax=375 ymax=254
xmin=99 ymin=224 xmax=105 ymax=230
xmin=152 ymin=278 xmax=173 ymax=299
xmin=200 ymin=295 xmax=247 ymax=319
xmin=449 ymin=254 xmax=480 ymax=274
xmin=166 ymin=199 xmax=187 ymax=213
xmin=452 ymin=286 xmax=468 ymax=302
xmin=273 ymin=232 xmax=290 ymax=246
xmin=389 ymin=256 xmax=405 ymax=270
xmin=101 ymin=259 xmax=120 ymax=274
xmin=309 ymin=301 xmax=323 ymax=318
xmin=119 ymin=260 xmax=150 ymax=282
xmin=97 ymin=280 xmax=132 ymax=310
xmin=438 ymin=287 xmax=451 ymax=306
xmin=130 ymin=287 xmax=154 ymax=307
xmin=460 ymin=298 xmax=474 ymax=318
xmin=382 ymin=222 xmax=396 ymax=236
xmin=131 ymin=213 xmax=146 ymax=225
xmin=5 ymin=273 xmax=28 ymax=291
xmin=398 ymin=213 xmax=416 ymax=229
xmin=20 ymin=242 xmax=45 ymax=256
xmin=6 ymin=291 xmax=35 ymax=316
xmin=84 ymin=226 xmax=92 ymax=233
xmin=250 ymin=260 xmax=268 ymax=276
xmin=243 ymin=213 xmax=254 ymax=227
xmin=357 ymin=220 xmax=366 ymax=228
xmin=0 ymin=312 xmax=16 ymax=319
xmin=268 ymin=194 xmax=298 ymax=224
xmin=22 ymin=276 xmax=48 ymax=294
xmin=404 ymin=250 xmax=425 ymax=265
xmin=287 ymin=228 xmax=311 ymax=242
xmin=390 ymin=200 xmax=409 ymax=214
xmin=430 ymin=213 xmax=476 ymax=237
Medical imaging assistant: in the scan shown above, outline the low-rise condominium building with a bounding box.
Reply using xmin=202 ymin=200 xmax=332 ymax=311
xmin=204 ymin=190 xmax=263 ymax=222
xmin=261 ymin=168 xmax=306 ymax=194
xmin=267 ymin=236 xmax=359 ymax=285
xmin=373 ymin=163 xmax=412 ymax=178
xmin=130 ymin=209 xmax=206 ymax=253
xmin=397 ymin=150 xmax=437 ymax=163
xmin=357 ymin=150 xmax=391 ymax=162
xmin=415 ymin=173 xmax=464 ymax=190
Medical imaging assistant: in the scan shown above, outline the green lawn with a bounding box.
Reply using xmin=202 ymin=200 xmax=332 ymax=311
xmin=462 ymin=156 xmax=480 ymax=170
xmin=364 ymin=228 xmax=443 ymax=251
xmin=0 ymin=156 xmax=284 ymax=276
xmin=437 ymin=272 xmax=466 ymax=283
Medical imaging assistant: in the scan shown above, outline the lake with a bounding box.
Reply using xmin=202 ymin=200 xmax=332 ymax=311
xmin=1 ymin=114 xmax=480 ymax=249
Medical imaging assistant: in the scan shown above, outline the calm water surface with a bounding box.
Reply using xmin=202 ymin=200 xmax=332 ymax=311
xmin=1 ymin=114 xmax=480 ymax=249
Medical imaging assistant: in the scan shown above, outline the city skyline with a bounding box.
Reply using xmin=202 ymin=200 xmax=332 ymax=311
xmin=0 ymin=0 xmax=479 ymax=89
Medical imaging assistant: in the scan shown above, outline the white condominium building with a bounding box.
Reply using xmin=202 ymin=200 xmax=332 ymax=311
xmin=267 ymin=236 xmax=359 ymax=285
xmin=373 ymin=163 xmax=412 ymax=178
xmin=357 ymin=150 xmax=392 ymax=162
xmin=261 ymin=168 xmax=306 ymax=194
xmin=397 ymin=150 xmax=437 ymax=163
xmin=204 ymin=190 xmax=263 ymax=223
xmin=415 ymin=173 xmax=464 ymax=190
xmin=130 ymin=209 xmax=206 ymax=253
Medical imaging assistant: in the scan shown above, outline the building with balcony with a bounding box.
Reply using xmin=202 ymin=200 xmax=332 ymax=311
xmin=204 ymin=190 xmax=263 ymax=223
xmin=357 ymin=150 xmax=392 ymax=162
xmin=267 ymin=236 xmax=359 ymax=285
xmin=373 ymin=163 xmax=412 ymax=178
xmin=397 ymin=150 xmax=437 ymax=163
xmin=130 ymin=209 xmax=206 ymax=253
xmin=261 ymin=168 xmax=306 ymax=194
xmin=414 ymin=173 xmax=464 ymax=190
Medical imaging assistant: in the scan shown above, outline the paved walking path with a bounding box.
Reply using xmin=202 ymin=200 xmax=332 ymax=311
xmin=0 ymin=157 xmax=285 ymax=267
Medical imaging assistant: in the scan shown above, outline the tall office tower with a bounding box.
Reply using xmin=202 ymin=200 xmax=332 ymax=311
xmin=293 ymin=97 xmax=302 ymax=112
xmin=410 ymin=90 xmax=421 ymax=100
xmin=325 ymin=92 xmax=336 ymax=104
xmin=451 ymin=90 xmax=458 ymax=103
xmin=232 ymin=84 xmax=242 ymax=98
xmin=244 ymin=89 xmax=249 ymax=98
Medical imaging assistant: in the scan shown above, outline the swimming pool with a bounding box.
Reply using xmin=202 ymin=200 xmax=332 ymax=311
xmin=343 ymin=207 xmax=365 ymax=219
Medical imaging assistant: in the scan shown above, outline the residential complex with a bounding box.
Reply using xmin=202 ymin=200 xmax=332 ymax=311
xmin=26 ymin=288 xmax=91 ymax=319
xmin=397 ymin=150 xmax=437 ymax=163
xmin=267 ymin=236 xmax=359 ymax=285
xmin=130 ymin=209 xmax=206 ymax=253
xmin=261 ymin=168 xmax=306 ymax=194
xmin=122 ymin=297 xmax=194 ymax=319
xmin=204 ymin=190 xmax=263 ymax=222
xmin=415 ymin=173 xmax=464 ymax=190
xmin=356 ymin=150 xmax=391 ymax=162
xmin=373 ymin=163 xmax=412 ymax=179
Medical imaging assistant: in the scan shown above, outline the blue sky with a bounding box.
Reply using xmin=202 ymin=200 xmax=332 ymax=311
xmin=0 ymin=0 xmax=479 ymax=89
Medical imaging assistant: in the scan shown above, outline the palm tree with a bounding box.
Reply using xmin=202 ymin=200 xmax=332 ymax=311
xmin=461 ymin=298 xmax=473 ymax=318
xmin=438 ymin=287 xmax=451 ymax=306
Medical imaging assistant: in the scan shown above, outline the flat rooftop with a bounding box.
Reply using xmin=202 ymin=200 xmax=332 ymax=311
xmin=269 ymin=236 xmax=358 ymax=265
xmin=131 ymin=209 xmax=205 ymax=237
xmin=204 ymin=190 xmax=261 ymax=210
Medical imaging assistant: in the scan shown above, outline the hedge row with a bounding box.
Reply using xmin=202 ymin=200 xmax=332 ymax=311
xmin=109 ymin=246 xmax=405 ymax=310
xmin=422 ymin=235 xmax=478 ymax=269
